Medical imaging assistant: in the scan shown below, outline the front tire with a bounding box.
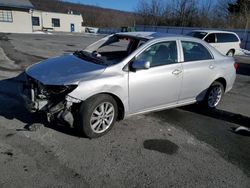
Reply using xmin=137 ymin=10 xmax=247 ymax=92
xmin=77 ymin=94 xmax=118 ymax=138
xmin=204 ymin=81 xmax=224 ymax=108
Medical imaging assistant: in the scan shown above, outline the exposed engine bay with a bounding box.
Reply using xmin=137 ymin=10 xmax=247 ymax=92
xmin=22 ymin=74 xmax=81 ymax=126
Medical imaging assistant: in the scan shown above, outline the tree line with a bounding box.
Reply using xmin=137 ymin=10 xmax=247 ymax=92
xmin=135 ymin=0 xmax=250 ymax=29
xmin=30 ymin=0 xmax=249 ymax=29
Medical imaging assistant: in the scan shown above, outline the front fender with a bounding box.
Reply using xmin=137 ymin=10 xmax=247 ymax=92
xmin=68 ymin=73 xmax=129 ymax=113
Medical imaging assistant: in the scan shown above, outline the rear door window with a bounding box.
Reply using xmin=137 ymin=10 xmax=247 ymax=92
xmin=216 ymin=33 xmax=239 ymax=43
xmin=181 ymin=41 xmax=213 ymax=62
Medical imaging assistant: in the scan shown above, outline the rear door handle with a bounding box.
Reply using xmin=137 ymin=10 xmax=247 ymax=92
xmin=172 ymin=69 xmax=182 ymax=75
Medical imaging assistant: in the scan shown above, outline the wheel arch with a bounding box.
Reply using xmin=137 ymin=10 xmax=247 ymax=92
xmin=86 ymin=92 xmax=125 ymax=121
xmin=227 ymin=49 xmax=235 ymax=55
xmin=214 ymin=77 xmax=227 ymax=91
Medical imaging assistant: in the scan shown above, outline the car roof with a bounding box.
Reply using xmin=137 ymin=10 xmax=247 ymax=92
xmin=191 ymin=30 xmax=237 ymax=34
xmin=115 ymin=32 xmax=183 ymax=40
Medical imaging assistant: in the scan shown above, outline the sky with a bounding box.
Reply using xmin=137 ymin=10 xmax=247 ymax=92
xmin=66 ymin=0 xmax=141 ymax=12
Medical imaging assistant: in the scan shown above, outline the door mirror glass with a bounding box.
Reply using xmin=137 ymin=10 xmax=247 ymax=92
xmin=132 ymin=60 xmax=150 ymax=70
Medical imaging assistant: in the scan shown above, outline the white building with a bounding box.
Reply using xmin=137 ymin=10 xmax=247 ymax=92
xmin=0 ymin=0 xmax=83 ymax=33
xmin=32 ymin=10 xmax=83 ymax=33
xmin=0 ymin=0 xmax=33 ymax=33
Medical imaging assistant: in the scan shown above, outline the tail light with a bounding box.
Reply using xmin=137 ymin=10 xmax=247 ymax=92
xmin=234 ymin=62 xmax=238 ymax=70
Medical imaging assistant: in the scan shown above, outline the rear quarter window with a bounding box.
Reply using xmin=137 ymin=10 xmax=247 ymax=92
xmin=216 ymin=33 xmax=239 ymax=43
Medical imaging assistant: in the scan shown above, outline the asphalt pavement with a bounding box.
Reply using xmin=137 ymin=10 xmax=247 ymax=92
xmin=0 ymin=33 xmax=249 ymax=187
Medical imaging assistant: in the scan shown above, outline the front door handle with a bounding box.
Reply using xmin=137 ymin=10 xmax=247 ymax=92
xmin=172 ymin=69 xmax=182 ymax=75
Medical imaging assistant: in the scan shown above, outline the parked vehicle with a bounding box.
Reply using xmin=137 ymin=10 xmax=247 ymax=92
xmin=187 ymin=30 xmax=241 ymax=56
xmin=85 ymin=27 xmax=99 ymax=34
xmin=22 ymin=32 xmax=237 ymax=138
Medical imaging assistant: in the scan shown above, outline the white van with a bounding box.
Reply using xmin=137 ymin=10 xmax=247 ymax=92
xmin=187 ymin=30 xmax=241 ymax=56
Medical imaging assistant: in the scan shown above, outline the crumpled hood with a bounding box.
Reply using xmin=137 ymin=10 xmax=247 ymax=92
xmin=26 ymin=54 xmax=106 ymax=85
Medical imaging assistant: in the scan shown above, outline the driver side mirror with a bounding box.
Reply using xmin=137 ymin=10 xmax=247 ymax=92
xmin=132 ymin=60 xmax=150 ymax=70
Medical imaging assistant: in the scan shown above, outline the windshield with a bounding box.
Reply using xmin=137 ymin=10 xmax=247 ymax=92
xmin=74 ymin=34 xmax=147 ymax=66
xmin=187 ymin=32 xmax=207 ymax=39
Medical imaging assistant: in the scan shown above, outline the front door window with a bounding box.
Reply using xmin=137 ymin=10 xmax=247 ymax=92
xmin=136 ymin=41 xmax=178 ymax=67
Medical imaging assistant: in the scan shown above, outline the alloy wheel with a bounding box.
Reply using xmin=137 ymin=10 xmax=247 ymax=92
xmin=207 ymin=86 xmax=223 ymax=108
xmin=90 ymin=102 xmax=115 ymax=133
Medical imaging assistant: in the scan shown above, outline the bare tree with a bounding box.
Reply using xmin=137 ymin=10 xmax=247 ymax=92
xmin=30 ymin=0 xmax=250 ymax=29
xmin=228 ymin=0 xmax=250 ymax=29
xmin=136 ymin=0 xmax=164 ymax=25
xmin=172 ymin=0 xmax=198 ymax=26
xmin=198 ymin=0 xmax=213 ymax=27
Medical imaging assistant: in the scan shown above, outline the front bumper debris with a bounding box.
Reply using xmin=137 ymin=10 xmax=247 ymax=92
xmin=21 ymin=82 xmax=48 ymax=112
xmin=21 ymin=74 xmax=81 ymax=126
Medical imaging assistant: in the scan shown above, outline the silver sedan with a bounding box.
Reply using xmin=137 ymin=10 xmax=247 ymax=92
xmin=23 ymin=32 xmax=237 ymax=138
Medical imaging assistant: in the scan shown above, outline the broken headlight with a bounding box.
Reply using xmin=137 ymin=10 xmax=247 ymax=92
xmin=25 ymin=74 xmax=77 ymax=99
xmin=40 ymin=85 xmax=77 ymax=97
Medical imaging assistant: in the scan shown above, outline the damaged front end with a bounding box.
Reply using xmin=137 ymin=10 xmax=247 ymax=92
xmin=22 ymin=74 xmax=81 ymax=126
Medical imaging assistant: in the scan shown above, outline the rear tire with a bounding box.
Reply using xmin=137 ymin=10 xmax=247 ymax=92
xmin=76 ymin=94 xmax=118 ymax=138
xmin=203 ymin=81 xmax=224 ymax=109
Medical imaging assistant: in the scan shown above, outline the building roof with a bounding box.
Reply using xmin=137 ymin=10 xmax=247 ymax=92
xmin=0 ymin=0 xmax=34 ymax=9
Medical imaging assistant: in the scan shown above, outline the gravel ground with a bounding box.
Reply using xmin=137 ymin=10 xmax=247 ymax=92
xmin=0 ymin=33 xmax=249 ymax=187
